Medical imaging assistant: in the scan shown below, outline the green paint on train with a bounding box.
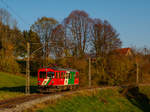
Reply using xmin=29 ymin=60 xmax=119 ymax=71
xmin=68 ymin=72 xmax=75 ymax=84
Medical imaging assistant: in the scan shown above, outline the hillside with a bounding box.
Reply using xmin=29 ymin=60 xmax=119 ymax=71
xmin=33 ymin=87 xmax=150 ymax=112
xmin=0 ymin=72 xmax=37 ymax=100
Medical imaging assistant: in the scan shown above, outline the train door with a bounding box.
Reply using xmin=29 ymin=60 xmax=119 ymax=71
xmin=38 ymin=71 xmax=47 ymax=86
xmin=55 ymin=72 xmax=58 ymax=85
xmin=68 ymin=71 xmax=75 ymax=85
xmin=46 ymin=71 xmax=54 ymax=85
xmin=57 ymin=72 xmax=61 ymax=85
xmin=74 ymin=72 xmax=79 ymax=85
xmin=55 ymin=71 xmax=60 ymax=85
xmin=60 ymin=72 xmax=64 ymax=85
xmin=64 ymin=71 xmax=69 ymax=85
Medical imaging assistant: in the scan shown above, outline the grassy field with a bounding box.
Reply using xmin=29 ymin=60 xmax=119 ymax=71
xmin=0 ymin=72 xmax=37 ymax=100
xmin=1 ymin=72 xmax=150 ymax=112
xmin=34 ymin=87 xmax=150 ymax=112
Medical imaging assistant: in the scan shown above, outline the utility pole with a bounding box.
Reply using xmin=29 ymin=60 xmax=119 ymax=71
xmin=25 ymin=42 xmax=65 ymax=94
xmin=45 ymin=42 xmax=48 ymax=67
xmin=26 ymin=42 xmax=30 ymax=94
xmin=89 ymin=57 xmax=91 ymax=88
xmin=136 ymin=61 xmax=139 ymax=85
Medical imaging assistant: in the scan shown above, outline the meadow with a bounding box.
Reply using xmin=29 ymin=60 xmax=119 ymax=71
xmin=0 ymin=72 xmax=37 ymax=100
xmin=34 ymin=87 xmax=150 ymax=112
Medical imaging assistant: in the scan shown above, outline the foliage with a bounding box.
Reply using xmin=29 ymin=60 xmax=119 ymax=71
xmin=35 ymin=88 xmax=143 ymax=112
xmin=91 ymin=54 xmax=136 ymax=86
xmin=106 ymin=55 xmax=136 ymax=85
xmin=0 ymin=50 xmax=20 ymax=73
xmin=91 ymin=56 xmax=108 ymax=85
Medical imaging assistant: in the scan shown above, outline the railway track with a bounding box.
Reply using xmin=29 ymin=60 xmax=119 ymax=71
xmin=0 ymin=85 xmax=148 ymax=112
xmin=0 ymin=94 xmax=50 ymax=112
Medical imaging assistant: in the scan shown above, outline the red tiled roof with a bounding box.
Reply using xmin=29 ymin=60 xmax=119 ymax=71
xmin=114 ymin=48 xmax=131 ymax=55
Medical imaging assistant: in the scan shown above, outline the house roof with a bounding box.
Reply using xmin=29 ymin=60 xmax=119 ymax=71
xmin=114 ymin=48 xmax=132 ymax=55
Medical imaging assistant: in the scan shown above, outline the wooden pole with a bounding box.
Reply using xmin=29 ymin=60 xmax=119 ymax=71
xmin=45 ymin=42 xmax=47 ymax=67
xmin=26 ymin=42 xmax=30 ymax=94
xmin=136 ymin=61 xmax=139 ymax=85
xmin=89 ymin=57 xmax=91 ymax=88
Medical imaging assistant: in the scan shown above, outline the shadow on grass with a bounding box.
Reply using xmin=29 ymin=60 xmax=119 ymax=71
xmin=122 ymin=86 xmax=150 ymax=112
xmin=0 ymin=86 xmax=38 ymax=93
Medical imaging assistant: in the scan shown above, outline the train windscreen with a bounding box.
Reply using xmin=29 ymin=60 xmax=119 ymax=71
xmin=47 ymin=71 xmax=55 ymax=78
xmin=39 ymin=71 xmax=46 ymax=79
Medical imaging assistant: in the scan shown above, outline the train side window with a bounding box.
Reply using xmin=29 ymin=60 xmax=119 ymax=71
xmin=73 ymin=72 xmax=75 ymax=78
xmin=61 ymin=72 xmax=63 ymax=79
xmin=55 ymin=72 xmax=57 ymax=78
xmin=57 ymin=72 xmax=59 ymax=79
xmin=65 ymin=73 xmax=67 ymax=79
xmin=75 ymin=73 xmax=79 ymax=78
xmin=66 ymin=73 xmax=69 ymax=79
xmin=59 ymin=72 xmax=61 ymax=79
xmin=67 ymin=73 xmax=69 ymax=79
xmin=64 ymin=73 xmax=66 ymax=78
xmin=69 ymin=73 xmax=72 ymax=79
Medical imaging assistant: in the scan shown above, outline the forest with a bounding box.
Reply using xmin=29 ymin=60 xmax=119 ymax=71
xmin=1 ymin=8 xmax=150 ymax=87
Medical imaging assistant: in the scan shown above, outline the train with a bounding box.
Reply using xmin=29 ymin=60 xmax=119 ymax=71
xmin=37 ymin=67 xmax=79 ymax=92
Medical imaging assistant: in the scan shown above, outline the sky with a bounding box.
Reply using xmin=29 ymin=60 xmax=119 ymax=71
xmin=0 ymin=0 xmax=150 ymax=48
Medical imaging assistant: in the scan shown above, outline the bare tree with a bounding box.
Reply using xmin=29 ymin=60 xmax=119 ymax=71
xmin=30 ymin=17 xmax=58 ymax=66
xmin=63 ymin=10 xmax=93 ymax=57
xmin=0 ymin=8 xmax=17 ymax=28
xmin=50 ymin=24 xmax=65 ymax=58
xmin=91 ymin=19 xmax=122 ymax=56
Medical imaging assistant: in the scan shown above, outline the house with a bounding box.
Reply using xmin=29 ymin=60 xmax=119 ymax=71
xmin=114 ymin=48 xmax=132 ymax=56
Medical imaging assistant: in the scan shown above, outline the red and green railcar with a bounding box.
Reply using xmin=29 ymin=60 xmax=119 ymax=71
xmin=38 ymin=67 xmax=79 ymax=92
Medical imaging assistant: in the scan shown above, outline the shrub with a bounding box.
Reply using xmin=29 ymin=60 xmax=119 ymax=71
xmin=0 ymin=50 xmax=20 ymax=73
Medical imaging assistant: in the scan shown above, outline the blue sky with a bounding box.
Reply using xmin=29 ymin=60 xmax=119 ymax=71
xmin=0 ymin=0 xmax=150 ymax=48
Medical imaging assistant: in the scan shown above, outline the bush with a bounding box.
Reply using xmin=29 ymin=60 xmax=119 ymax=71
xmin=90 ymin=55 xmax=136 ymax=86
xmin=0 ymin=51 xmax=20 ymax=73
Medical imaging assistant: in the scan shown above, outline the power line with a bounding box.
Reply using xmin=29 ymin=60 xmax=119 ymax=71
xmin=0 ymin=0 xmax=32 ymax=41
xmin=0 ymin=0 xmax=29 ymax=26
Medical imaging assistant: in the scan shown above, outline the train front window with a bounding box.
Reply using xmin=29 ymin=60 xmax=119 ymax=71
xmin=39 ymin=72 xmax=46 ymax=79
xmin=47 ymin=72 xmax=55 ymax=78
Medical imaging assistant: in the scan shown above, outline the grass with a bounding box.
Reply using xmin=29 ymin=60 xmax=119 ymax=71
xmin=1 ymin=71 xmax=150 ymax=111
xmin=139 ymin=86 xmax=150 ymax=98
xmin=0 ymin=72 xmax=37 ymax=100
xmin=35 ymin=88 xmax=147 ymax=112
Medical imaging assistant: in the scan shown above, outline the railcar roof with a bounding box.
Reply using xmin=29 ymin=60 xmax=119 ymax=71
xmin=40 ymin=67 xmax=78 ymax=72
